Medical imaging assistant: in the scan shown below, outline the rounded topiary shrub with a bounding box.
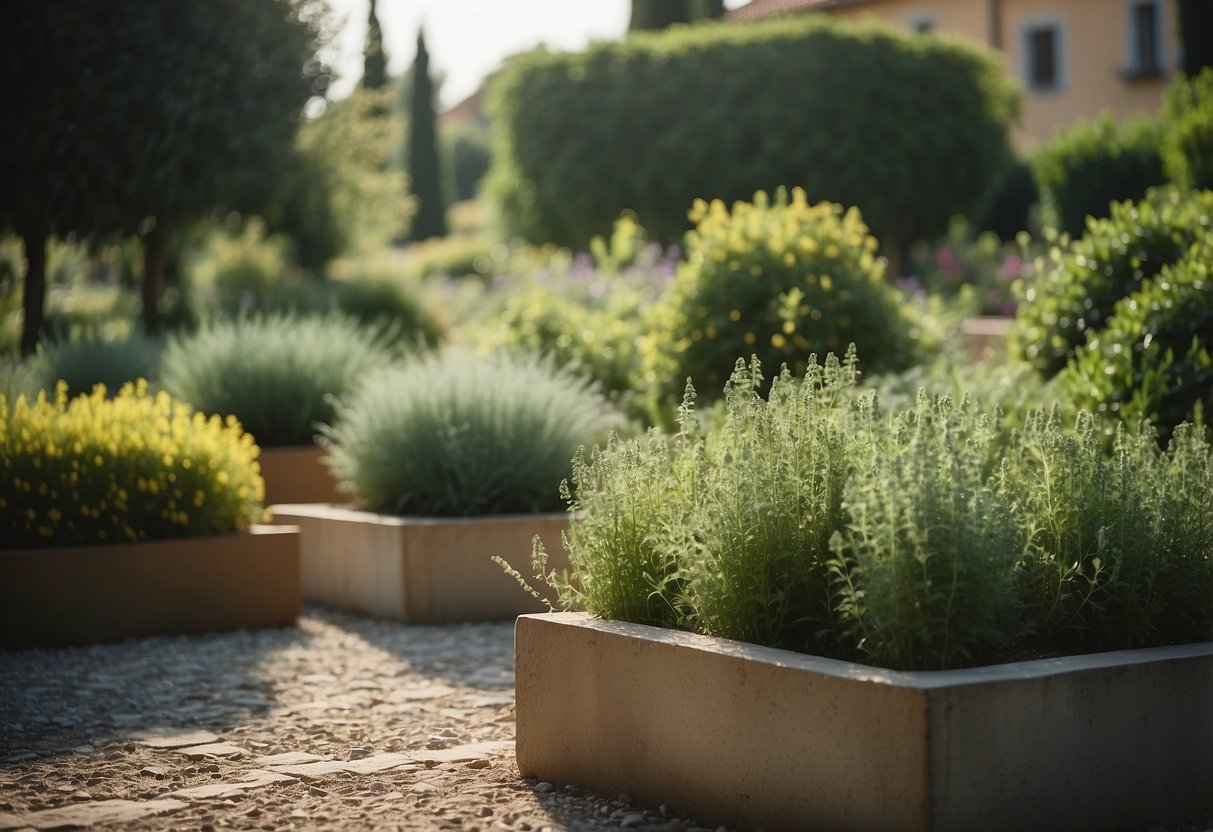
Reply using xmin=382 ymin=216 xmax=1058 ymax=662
xmin=160 ymin=314 xmax=396 ymax=448
xmin=1031 ymin=113 xmax=1165 ymax=237
xmin=641 ymin=187 xmax=917 ymax=407
xmin=320 ymin=349 xmax=622 ymax=517
xmin=1163 ymin=67 xmax=1213 ymax=192
xmin=1059 ymin=242 xmax=1213 ymax=442
xmin=1010 ymin=186 xmax=1213 ymax=378
xmin=1 ymin=381 xmax=264 ymax=549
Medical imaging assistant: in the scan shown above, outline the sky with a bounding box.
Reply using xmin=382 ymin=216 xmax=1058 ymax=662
xmin=322 ymin=0 xmax=745 ymax=110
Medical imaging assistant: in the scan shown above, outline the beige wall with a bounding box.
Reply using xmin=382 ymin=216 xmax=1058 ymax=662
xmin=1002 ymin=0 xmax=1177 ymax=146
xmin=820 ymin=0 xmax=1178 ymax=148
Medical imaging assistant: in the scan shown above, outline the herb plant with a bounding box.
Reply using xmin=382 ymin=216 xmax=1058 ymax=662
xmin=523 ymin=350 xmax=1213 ymax=671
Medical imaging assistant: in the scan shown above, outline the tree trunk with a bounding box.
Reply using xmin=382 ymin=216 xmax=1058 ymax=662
xmin=19 ymin=228 xmax=48 ymax=358
xmin=141 ymin=220 xmax=167 ymax=333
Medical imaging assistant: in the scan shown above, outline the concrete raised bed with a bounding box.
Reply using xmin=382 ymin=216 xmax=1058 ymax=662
xmin=269 ymin=504 xmax=569 ymax=623
xmin=958 ymin=315 xmax=1012 ymax=362
xmin=1 ymin=525 xmax=301 ymax=650
xmin=258 ymin=445 xmax=343 ymax=506
xmin=516 ymin=611 xmax=1213 ymax=832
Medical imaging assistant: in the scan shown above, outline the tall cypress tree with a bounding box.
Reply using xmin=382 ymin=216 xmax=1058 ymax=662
xmin=690 ymin=0 xmax=725 ymax=21
xmin=1178 ymin=0 xmax=1213 ymax=76
xmin=629 ymin=0 xmax=692 ymax=31
xmin=362 ymin=0 xmax=387 ymax=89
xmin=406 ymin=29 xmax=446 ymax=240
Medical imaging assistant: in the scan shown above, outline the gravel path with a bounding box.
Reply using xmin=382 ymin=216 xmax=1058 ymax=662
xmin=0 ymin=609 xmax=1209 ymax=832
xmin=0 ymin=610 xmax=718 ymax=832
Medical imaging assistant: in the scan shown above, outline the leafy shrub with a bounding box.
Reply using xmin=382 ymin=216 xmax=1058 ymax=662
xmin=973 ymin=153 xmax=1039 ymax=240
xmin=321 ymin=349 xmax=622 ymax=517
xmin=403 ymin=234 xmax=501 ymax=280
xmin=1010 ymin=186 xmax=1213 ymax=377
xmin=641 ymin=188 xmax=918 ymax=410
xmin=523 ymin=351 xmax=1213 ymax=670
xmin=264 ymin=255 xmax=447 ymax=346
xmin=1 ymin=381 xmax=264 ymax=549
xmin=486 ymin=15 xmax=1017 ymax=251
xmin=1059 ymin=242 xmax=1212 ymax=442
xmin=160 ymin=314 xmax=396 ymax=448
xmin=28 ymin=334 xmax=162 ymax=398
xmin=1031 ymin=113 xmax=1166 ymax=237
xmin=443 ymin=122 xmax=492 ymax=203
xmin=188 ymin=220 xmax=294 ymax=314
xmin=486 ymin=218 xmax=677 ymax=402
xmin=905 ymin=218 xmax=1032 ymax=317
xmin=1162 ymin=68 xmax=1213 ymax=192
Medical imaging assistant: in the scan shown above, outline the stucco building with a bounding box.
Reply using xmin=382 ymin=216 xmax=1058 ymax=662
xmin=727 ymin=0 xmax=1179 ymax=147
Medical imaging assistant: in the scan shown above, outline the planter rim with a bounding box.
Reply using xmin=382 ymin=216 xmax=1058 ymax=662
xmin=271 ymin=503 xmax=569 ymax=527
xmin=0 ymin=524 xmax=294 ymax=557
xmin=528 ymin=611 xmax=1213 ymax=689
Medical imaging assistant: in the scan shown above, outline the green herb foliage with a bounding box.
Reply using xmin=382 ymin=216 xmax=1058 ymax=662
xmin=160 ymin=314 xmax=396 ymax=448
xmin=321 ymin=349 xmax=622 ymax=517
xmin=526 ymin=351 xmax=1213 ymax=670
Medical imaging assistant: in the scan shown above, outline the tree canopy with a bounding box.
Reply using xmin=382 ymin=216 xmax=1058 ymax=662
xmin=0 ymin=0 xmax=330 ymax=341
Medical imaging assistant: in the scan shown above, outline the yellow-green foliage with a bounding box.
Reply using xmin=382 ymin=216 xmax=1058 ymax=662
xmin=641 ymin=187 xmax=918 ymax=409
xmin=1 ymin=381 xmax=264 ymax=549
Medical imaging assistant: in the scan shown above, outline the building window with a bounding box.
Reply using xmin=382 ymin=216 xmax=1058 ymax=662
xmin=1020 ymin=18 xmax=1065 ymax=93
xmin=1126 ymin=0 xmax=1165 ymax=77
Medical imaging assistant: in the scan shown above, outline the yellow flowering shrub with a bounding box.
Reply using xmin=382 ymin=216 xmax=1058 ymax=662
xmin=640 ymin=187 xmax=920 ymax=412
xmin=1 ymin=381 xmax=265 ymax=549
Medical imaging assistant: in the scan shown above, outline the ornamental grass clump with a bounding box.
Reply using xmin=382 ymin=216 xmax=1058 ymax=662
xmin=29 ymin=333 xmax=163 ymax=399
xmin=526 ymin=350 xmax=1213 ymax=670
xmin=160 ymin=314 xmax=396 ymax=448
xmin=321 ymin=349 xmax=622 ymax=517
xmin=1 ymin=381 xmax=264 ymax=549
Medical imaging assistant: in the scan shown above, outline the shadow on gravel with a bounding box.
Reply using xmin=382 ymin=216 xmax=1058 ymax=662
xmin=313 ymin=605 xmax=517 ymax=692
xmin=0 ymin=621 xmax=314 ymax=763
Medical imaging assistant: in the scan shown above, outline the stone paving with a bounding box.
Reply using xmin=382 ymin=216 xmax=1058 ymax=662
xmin=0 ymin=610 xmax=717 ymax=832
xmin=1 ymin=609 xmax=1210 ymax=831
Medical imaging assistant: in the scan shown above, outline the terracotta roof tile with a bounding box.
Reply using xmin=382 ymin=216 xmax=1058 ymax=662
xmin=726 ymin=0 xmax=870 ymax=21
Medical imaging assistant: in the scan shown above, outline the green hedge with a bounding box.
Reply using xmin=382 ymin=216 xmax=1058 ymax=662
xmin=1031 ymin=113 xmax=1166 ymax=237
xmin=485 ymin=16 xmax=1018 ymax=252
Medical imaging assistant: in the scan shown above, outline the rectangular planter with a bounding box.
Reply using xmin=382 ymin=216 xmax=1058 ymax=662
xmin=269 ymin=504 xmax=569 ymax=623
xmin=958 ymin=315 xmax=1012 ymax=362
xmin=516 ymin=612 xmax=1213 ymax=832
xmin=259 ymin=445 xmax=344 ymax=506
xmin=0 ymin=525 xmax=301 ymax=650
